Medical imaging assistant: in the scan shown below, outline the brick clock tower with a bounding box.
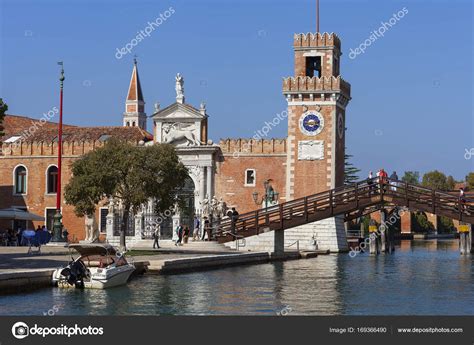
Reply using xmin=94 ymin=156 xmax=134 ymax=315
xmin=283 ymin=32 xmax=351 ymax=252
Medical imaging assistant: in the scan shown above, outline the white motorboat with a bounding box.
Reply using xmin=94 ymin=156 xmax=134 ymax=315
xmin=52 ymin=244 xmax=136 ymax=289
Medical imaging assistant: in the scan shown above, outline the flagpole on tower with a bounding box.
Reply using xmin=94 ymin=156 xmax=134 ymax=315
xmin=316 ymin=0 xmax=320 ymax=33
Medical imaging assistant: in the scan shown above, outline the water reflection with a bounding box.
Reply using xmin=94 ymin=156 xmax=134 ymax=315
xmin=0 ymin=240 xmax=472 ymax=316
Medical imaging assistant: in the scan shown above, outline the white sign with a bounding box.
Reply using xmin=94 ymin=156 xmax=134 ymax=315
xmin=298 ymin=140 xmax=324 ymax=161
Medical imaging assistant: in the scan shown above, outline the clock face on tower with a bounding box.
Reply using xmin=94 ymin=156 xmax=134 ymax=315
xmin=299 ymin=112 xmax=324 ymax=136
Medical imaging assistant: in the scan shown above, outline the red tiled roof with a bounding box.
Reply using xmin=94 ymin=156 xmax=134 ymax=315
xmin=1 ymin=114 xmax=153 ymax=143
xmin=24 ymin=126 xmax=153 ymax=143
xmin=2 ymin=114 xmax=75 ymax=138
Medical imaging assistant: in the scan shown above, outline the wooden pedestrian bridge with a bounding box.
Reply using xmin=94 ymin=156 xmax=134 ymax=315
xmin=215 ymin=178 xmax=473 ymax=251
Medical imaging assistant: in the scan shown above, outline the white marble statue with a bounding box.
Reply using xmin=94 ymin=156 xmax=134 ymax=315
xmin=217 ymin=198 xmax=228 ymax=218
xmin=175 ymin=73 xmax=184 ymax=100
xmin=210 ymin=196 xmax=219 ymax=218
xmin=107 ymin=196 xmax=115 ymax=213
xmin=162 ymin=123 xmax=200 ymax=146
xmin=200 ymin=195 xmax=210 ymax=217
xmin=84 ymin=214 xmax=99 ymax=243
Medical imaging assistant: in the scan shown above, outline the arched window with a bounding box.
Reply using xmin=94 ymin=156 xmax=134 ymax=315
xmin=132 ymin=121 xmax=136 ymax=127
xmin=14 ymin=166 xmax=27 ymax=194
xmin=47 ymin=166 xmax=58 ymax=194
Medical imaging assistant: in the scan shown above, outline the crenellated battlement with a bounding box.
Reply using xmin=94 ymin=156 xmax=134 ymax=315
xmin=293 ymin=32 xmax=341 ymax=49
xmin=282 ymin=75 xmax=350 ymax=97
xmin=0 ymin=139 xmax=140 ymax=157
xmin=219 ymin=138 xmax=287 ymax=155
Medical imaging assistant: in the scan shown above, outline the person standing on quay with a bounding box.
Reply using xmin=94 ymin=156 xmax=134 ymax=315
xmin=183 ymin=226 xmax=190 ymax=244
xmin=153 ymin=227 xmax=160 ymax=249
xmin=175 ymin=224 xmax=183 ymax=246
xmin=193 ymin=215 xmax=200 ymax=241
xmin=202 ymin=217 xmax=210 ymax=241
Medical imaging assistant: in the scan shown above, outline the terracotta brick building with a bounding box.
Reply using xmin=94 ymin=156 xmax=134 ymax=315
xmin=0 ymin=116 xmax=152 ymax=241
xmin=0 ymin=31 xmax=353 ymax=251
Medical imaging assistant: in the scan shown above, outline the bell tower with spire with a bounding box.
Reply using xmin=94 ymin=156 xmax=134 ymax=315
xmin=123 ymin=58 xmax=147 ymax=130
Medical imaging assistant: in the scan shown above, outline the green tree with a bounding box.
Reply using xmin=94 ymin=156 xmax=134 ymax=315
xmin=422 ymin=170 xmax=449 ymax=191
xmin=65 ymin=139 xmax=188 ymax=250
xmin=401 ymin=171 xmax=420 ymax=185
xmin=344 ymin=152 xmax=361 ymax=185
xmin=0 ymin=98 xmax=7 ymax=138
xmin=446 ymin=175 xmax=456 ymax=190
xmin=438 ymin=216 xmax=455 ymax=233
xmin=411 ymin=212 xmax=434 ymax=233
xmin=466 ymin=172 xmax=474 ymax=190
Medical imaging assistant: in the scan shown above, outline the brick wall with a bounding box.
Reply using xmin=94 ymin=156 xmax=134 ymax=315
xmin=0 ymin=140 xmax=115 ymax=242
xmin=215 ymin=153 xmax=287 ymax=214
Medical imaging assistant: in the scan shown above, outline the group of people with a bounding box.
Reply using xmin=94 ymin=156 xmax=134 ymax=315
xmin=0 ymin=224 xmax=50 ymax=246
xmin=367 ymin=169 xmax=399 ymax=193
xmin=151 ymin=207 xmax=241 ymax=249
xmin=174 ymin=215 xmax=214 ymax=246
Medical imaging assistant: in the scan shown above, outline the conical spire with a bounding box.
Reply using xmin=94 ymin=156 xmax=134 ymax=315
xmin=126 ymin=58 xmax=144 ymax=102
xmin=123 ymin=58 xmax=146 ymax=130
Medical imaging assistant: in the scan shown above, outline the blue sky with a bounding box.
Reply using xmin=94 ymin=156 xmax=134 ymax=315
xmin=1 ymin=0 xmax=473 ymax=180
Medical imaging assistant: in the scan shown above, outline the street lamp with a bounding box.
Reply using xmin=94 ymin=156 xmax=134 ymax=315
xmin=252 ymin=179 xmax=279 ymax=209
xmin=52 ymin=62 xmax=66 ymax=243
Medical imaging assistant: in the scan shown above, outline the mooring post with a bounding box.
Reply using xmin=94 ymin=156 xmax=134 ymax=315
xmin=470 ymin=224 xmax=473 ymax=254
xmin=369 ymin=221 xmax=378 ymax=255
xmin=459 ymin=223 xmax=470 ymax=255
xmin=380 ymin=210 xmax=387 ymax=253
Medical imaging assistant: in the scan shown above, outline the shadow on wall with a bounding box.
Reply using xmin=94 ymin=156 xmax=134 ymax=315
xmin=0 ymin=185 xmax=29 ymax=231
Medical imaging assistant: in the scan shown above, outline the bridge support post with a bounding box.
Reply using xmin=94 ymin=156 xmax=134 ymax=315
xmin=379 ymin=210 xmax=388 ymax=253
xmin=459 ymin=224 xmax=472 ymax=255
xmin=274 ymin=229 xmax=284 ymax=257
xmin=369 ymin=222 xmax=379 ymax=255
xmin=460 ymin=232 xmax=468 ymax=255
xmin=468 ymin=224 xmax=474 ymax=253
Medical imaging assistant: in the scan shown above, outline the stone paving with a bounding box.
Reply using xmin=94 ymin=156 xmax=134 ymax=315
xmin=0 ymin=240 xmax=238 ymax=273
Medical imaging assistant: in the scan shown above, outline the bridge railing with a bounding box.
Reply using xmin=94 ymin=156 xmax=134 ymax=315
xmin=216 ymin=177 xmax=473 ymax=238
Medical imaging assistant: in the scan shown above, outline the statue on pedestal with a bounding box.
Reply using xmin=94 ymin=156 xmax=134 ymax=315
xmin=84 ymin=214 xmax=99 ymax=243
xmin=200 ymin=195 xmax=210 ymax=217
xmin=217 ymin=198 xmax=228 ymax=218
xmin=175 ymin=73 xmax=184 ymax=103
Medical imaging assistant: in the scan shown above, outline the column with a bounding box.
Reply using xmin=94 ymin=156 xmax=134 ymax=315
xmin=206 ymin=166 xmax=213 ymax=198
xmin=199 ymin=166 xmax=206 ymax=203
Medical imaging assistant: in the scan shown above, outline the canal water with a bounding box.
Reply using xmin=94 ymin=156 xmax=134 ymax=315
xmin=1 ymin=240 xmax=473 ymax=316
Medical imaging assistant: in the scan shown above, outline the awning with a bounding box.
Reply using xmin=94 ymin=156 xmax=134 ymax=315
xmin=0 ymin=208 xmax=45 ymax=221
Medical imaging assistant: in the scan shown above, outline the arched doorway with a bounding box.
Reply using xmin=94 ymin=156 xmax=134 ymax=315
xmin=179 ymin=176 xmax=196 ymax=234
xmin=159 ymin=176 xmax=195 ymax=239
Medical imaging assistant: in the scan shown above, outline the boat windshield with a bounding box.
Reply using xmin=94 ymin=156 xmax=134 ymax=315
xmin=79 ymin=254 xmax=127 ymax=268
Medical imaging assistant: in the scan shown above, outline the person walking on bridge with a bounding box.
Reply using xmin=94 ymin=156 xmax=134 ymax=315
xmin=367 ymin=171 xmax=374 ymax=196
xmin=390 ymin=171 xmax=399 ymax=192
xmin=377 ymin=168 xmax=388 ymax=193
xmin=459 ymin=188 xmax=467 ymax=212
xmin=231 ymin=207 xmax=239 ymax=235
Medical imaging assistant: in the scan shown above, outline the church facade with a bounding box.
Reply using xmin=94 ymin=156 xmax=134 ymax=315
xmin=0 ymin=31 xmax=352 ymax=252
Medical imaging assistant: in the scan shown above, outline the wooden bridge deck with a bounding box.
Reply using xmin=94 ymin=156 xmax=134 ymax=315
xmin=216 ymin=178 xmax=473 ymax=244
